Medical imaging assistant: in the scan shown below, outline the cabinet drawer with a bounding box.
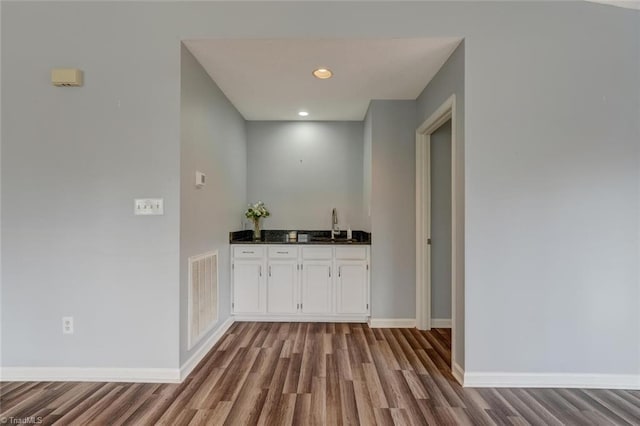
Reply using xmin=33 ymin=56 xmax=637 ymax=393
xmin=233 ymin=246 xmax=265 ymax=258
xmin=335 ymin=247 xmax=367 ymax=260
xmin=268 ymin=246 xmax=298 ymax=259
xmin=302 ymin=246 xmax=332 ymax=260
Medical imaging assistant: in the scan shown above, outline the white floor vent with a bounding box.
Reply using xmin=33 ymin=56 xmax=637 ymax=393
xmin=188 ymin=250 xmax=219 ymax=349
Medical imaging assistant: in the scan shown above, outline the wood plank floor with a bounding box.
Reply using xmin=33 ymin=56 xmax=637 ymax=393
xmin=2 ymin=322 xmax=639 ymax=425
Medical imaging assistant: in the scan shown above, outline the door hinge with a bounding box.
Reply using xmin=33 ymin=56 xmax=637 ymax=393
xmin=366 ymin=264 xmax=369 ymax=270
xmin=427 ymin=238 xmax=432 ymax=245
xmin=366 ymin=303 xmax=369 ymax=309
xmin=232 ymin=263 xmax=234 ymax=270
xmin=232 ymin=302 xmax=234 ymax=308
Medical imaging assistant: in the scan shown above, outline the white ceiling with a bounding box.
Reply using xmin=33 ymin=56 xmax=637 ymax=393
xmin=183 ymin=38 xmax=462 ymax=121
xmin=586 ymin=0 xmax=640 ymax=9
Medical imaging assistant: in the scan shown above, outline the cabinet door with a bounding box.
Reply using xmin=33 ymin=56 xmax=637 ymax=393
xmin=301 ymin=261 xmax=332 ymax=314
xmin=232 ymin=261 xmax=264 ymax=313
xmin=267 ymin=260 xmax=298 ymax=314
xmin=336 ymin=261 xmax=369 ymax=314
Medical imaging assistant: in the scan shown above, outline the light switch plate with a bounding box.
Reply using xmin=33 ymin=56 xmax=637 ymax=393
xmin=134 ymin=198 xmax=164 ymax=215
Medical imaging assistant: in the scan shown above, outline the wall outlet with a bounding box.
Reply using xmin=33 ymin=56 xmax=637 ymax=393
xmin=62 ymin=316 xmax=74 ymax=334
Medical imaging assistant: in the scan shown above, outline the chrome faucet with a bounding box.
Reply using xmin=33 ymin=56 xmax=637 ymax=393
xmin=331 ymin=208 xmax=339 ymax=239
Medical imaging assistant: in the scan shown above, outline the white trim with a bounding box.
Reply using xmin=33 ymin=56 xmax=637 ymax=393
xmin=463 ymin=372 xmax=640 ymax=390
xmin=180 ymin=316 xmax=234 ymax=381
xmin=368 ymin=318 xmax=416 ymax=328
xmin=234 ymin=315 xmax=369 ymax=323
xmin=452 ymin=362 xmax=465 ymax=385
xmin=0 ymin=367 xmax=180 ymax=383
xmin=415 ymin=125 xmax=432 ymax=331
xmin=431 ymin=318 xmax=452 ymax=328
xmin=416 ymin=94 xmax=459 ymax=374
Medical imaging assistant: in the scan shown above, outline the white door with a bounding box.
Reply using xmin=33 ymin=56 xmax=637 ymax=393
xmin=232 ymin=261 xmax=264 ymax=313
xmin=267 ymin=260 xmax=298 ymax=314
xmin=301 ymin=261 xmax=332 ymax=314
xmin=336 ymin=261 xmax=369 ymax=314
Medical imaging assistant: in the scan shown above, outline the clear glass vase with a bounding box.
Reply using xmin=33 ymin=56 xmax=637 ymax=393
xmin=252 ymin=218 xmax=261 ymax=240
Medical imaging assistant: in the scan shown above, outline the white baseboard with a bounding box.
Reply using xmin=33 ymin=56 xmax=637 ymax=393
xmin=452 ymin=362 xmax=464 ymax=385
xmin=180 ymin=317 xmax=234 ymax=381
xmin=234 ymin=315 xmax=368 ymax=323
xmin=431 ymin=318 xmax=452 ymax=328
xmin=464 ymin=372 xmax=640 ymax=390
xmin=0 ymin=366 xmax=180 ymax=383
xmin=368 ymin=318 xmax=416 ymax=328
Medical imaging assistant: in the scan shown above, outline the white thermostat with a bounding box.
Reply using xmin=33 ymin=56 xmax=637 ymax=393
xmin=195 ymin=171 xmax=206 ymax=188
xmin=51 ymin=68 xmax=83 ymax=87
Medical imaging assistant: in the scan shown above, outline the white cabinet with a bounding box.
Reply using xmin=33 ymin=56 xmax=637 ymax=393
xmin=231 ymin=244 xmax=369 ymax=321
xmin=267 ymin=260 xmax=298 ymax=314
xmin=336 ymin=261 xmax=369 ymax=314
xmin=232 ymin=260 xmax=265 ymax=313
xmin=301 ymin=261 xmax=333 ymax=314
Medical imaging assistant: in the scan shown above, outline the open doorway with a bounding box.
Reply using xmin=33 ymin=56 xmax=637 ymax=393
xmin=415 ymin=95 xmax=461 ymax=383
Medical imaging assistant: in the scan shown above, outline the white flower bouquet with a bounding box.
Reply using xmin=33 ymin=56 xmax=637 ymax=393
xmin=245 ymin=201 xmax=270 ymax=220
xmin=245 ymin=201 xmax=270 ymax=239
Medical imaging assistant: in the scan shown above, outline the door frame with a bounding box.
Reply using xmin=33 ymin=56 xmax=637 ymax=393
xmin=415 ymin=94 xmax=458 ymax=373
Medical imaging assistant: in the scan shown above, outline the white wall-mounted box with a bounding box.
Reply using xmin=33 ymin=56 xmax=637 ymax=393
xmin=195 ymin=171 xmax=206 ymax=188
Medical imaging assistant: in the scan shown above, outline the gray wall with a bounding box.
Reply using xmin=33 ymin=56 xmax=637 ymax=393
xmin=430 ymin=119 xmax=452 ymax=321
xmin=246 ymin=121 xmax=364 ymax=230
xmin=461 ymin=6 xmax=638 ymax=374
xmin=2 ymin=1 xmax=638 ymax=377
xmin=367 ymin=101 xmax=417 ymax=320
xmin=1 ymin=2 xmax=181 ymax=368
xmin=416 ymin=42 xmax=466 ymax=368
xmin=179 ymin=46 xmax=247 ymax=364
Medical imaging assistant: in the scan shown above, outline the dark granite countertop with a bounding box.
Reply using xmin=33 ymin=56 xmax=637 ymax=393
xmin=229 ymin=229 xmax=371 ymax=245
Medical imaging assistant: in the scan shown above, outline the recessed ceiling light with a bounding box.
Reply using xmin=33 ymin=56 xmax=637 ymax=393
xmin=298 ymin=111 xmax=309 ymax=117
xmin=312 ymin=68 xmax=333 ymax=79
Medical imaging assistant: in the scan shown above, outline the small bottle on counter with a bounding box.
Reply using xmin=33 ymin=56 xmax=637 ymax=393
xmin=347 ymin=226 xmax=352 ymax=240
